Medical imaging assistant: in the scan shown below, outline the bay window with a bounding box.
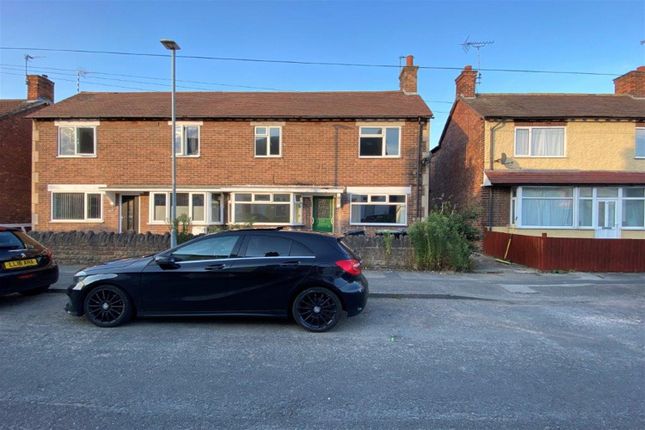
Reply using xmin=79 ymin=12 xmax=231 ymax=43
xmin=622 ymin=188 xmax=645 ymax=228
xmin=512 ymin=186 xmax=645 ymax=230
xmin=52 ymin=192 xmax=102 ymax=221
xmin=515 ymin=127 xmax=565 ymax=157
xmin=350 ymin=194 xmax=407 ymax=225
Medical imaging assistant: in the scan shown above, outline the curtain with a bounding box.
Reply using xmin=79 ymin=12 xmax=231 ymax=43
xmin=531 ymin=128 xmax=564 ymax=156
xmin=623 ymin=200 xmax=645 ymax=227
xmin=53 ymin=193 xmax=84 ymax=220
xmin=522 ymin=198 xmax=573 ymax=226
xmin=515 ymin=129 xmax=529 ymax=155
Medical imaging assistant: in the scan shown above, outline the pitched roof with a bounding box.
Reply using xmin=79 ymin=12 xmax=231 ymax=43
xmin=0 ymin=99 xmax=46 ymax=119
xmin=462 ymin=94 xmax=645 ymax=120
xmin=30 ymin=91 xmax=432 ymax=120
xmin=485 ymin=170 xmax=645 ymax=185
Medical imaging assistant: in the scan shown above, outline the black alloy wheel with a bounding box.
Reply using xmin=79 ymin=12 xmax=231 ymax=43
xmin=84 ymin=285 xmax=132 ymax=327
xmin=292 ymin=287 xmax=342 ymax=332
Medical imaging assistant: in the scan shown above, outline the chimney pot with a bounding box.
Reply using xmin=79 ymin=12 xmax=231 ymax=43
xmin=399 ymin=54 xmax=419 ymax=95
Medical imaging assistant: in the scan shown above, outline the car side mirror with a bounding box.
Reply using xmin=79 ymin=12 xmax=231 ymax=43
xmin=154 ymin=255 xmax=176 ymax=267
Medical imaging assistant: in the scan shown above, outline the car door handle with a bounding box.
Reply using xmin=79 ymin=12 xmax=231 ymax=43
xmin=205 ymin=263 xmax=228 ymax=271
xmin=279 ymin=260 xmax=300 ymax=266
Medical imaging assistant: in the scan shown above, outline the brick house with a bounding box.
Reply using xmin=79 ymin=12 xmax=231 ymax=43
xmin=29 ymin=56 xmax=431 ymax=234
xmin=431 ymin=65 xmax=645 ymax=240
xmin=0 ymin=75 xmax=54 ymax=228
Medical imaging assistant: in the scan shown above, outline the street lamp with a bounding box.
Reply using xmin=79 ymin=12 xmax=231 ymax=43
xmin=160 ymin=39 xmax=180 ymax=248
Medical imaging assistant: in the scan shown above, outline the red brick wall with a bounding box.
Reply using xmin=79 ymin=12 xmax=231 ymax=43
xmin=481 ymin=186 xmax=511 ymax=228
xmin=429 ymin=100 xmax=485 ymax=216
xmin=614 ymin=67 xmax=645 ymax=97
xmin=0 ymin=105 xmax=48 ymax=224
xmin=33 ymin=119 xmax=423 ymax=233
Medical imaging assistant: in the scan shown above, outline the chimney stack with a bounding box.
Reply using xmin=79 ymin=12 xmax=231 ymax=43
xmin=614 ymin=66 xmax=645 ymax=97
xmin=455 ymin=65 xmax=478 ymax=99
xmin=27 ymin=75 xmax=54 ymax=103
xmin=399 ymin=55 xmax=418 ymax=95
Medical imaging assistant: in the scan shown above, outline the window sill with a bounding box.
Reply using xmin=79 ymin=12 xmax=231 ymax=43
xmin=513 ymin=156 xmax=567 ymax=159
xmin=175 ymin=155 xmax=200 ymax=158
xmin=350 ymin=223 xmax=407 ymax=227
xmin=50 ymin=219 xmax=104 ymax=223
xmin=56 ymin=155 xmax=97 ymax=159
xmin=358 ymin=155 xmax=401 ymax=159
xmin=254 ymin=155 xmax=282 ymax=158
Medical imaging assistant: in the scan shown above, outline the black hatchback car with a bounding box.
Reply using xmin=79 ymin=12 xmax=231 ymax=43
xmin=66 ymin=229 xmax=368 ymax=332
xmin=0 ymin=227 xmax=59 ymax=296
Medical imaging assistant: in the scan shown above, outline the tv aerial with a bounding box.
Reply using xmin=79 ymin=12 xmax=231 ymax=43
xmin=460 ymin=36 xmax=494 ymax=84
xmin=24 ymin=54 xmax=45 ymax=82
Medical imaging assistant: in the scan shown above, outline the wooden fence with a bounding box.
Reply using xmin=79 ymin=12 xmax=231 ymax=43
xmin=483 ymin=231 xmax=645 ymax=272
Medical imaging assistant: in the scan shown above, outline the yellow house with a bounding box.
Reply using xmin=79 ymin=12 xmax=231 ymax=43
xmin=431 ymin=66 xmax=645 ymax=240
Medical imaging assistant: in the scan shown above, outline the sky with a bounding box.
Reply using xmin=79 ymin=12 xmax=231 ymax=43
xmin=1 ymin=0 xmax=643 ymax=148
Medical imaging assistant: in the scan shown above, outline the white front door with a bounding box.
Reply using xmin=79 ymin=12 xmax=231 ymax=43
xmin=595 ymin=199 xmax=619 ymax=238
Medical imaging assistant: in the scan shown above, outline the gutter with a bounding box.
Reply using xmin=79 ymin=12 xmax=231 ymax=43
xmin=416 ymin=117 xmax=426 ymax=219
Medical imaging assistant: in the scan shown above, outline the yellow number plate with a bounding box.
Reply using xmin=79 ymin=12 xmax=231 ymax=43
xmin=3 ymin=259 xmax=38 ymax=270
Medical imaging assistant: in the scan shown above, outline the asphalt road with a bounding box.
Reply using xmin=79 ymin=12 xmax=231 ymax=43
xmin=1 ymin=285 xmax=644 ymax=429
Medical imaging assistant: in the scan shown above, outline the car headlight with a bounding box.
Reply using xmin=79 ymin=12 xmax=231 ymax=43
xmin=73 ymin=270 xmax=87 ymax=284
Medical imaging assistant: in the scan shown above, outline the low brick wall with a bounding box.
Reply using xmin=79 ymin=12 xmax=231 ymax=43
xmin=29 ymin=231 xmax=170 ymax=265
xmin=29 ymin=231 xmax=415 ymax=269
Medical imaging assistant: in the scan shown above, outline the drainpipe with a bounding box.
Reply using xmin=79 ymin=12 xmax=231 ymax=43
xmin=487 ymin=121 xmax=504 ymax=230
xmin=416 ymin=117 xmax=425 ymax=219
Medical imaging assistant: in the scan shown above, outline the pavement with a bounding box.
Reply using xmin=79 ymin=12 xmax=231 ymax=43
xmin=52 ymin=255 xmax=645 ymax=303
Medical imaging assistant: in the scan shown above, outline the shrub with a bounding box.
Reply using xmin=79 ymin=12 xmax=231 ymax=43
xmin=408 ymin=206 xmax=479 ymax=271
xmin=171 ymin=214 xmax=193 ymax=244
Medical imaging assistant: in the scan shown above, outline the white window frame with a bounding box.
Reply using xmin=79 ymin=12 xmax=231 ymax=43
xmin=358 ymin=126 xmax=401 ymax=158
xmin=173 ymin=124 xmax=201 ymax=157
xmin=514 ymin=126 xmax=566 ymax=158
xmin=56 ymin=124 xmax=98 ymax=158
xmin=512 ymin=186 xmax=644 ymax=231
xmin=209 ymin=193 xmax=224 ymax=225
xmin=50 ymin=192 xmax=103 ymax=223
xmin=349 ymin=194 xmax=407 ymax=226
xmin=254 ymin=126 xmax=282 ymax=158
xmin=635 ymin=127 xmax=645 ymax=159
xmin=621 ymin=187 xmax=645 ymax=230
xmin=149 ymin=192 xmax=219 ymax=225
xmin=230 ymin=192 xmax=295 ymax=225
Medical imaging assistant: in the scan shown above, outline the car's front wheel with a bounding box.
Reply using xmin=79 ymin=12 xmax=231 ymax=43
xmin=292 ymin=287 xmax=342 ymax=332
xmin=84 ymin=285 xmax=132 ymax=327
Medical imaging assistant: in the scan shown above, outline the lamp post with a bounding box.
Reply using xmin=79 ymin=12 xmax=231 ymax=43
xmin=160 ymin=39 xmax=180 ymax=248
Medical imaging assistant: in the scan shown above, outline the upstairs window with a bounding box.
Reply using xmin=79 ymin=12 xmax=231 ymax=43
xmin=636 ymin=128 xmax=645 ymax=158
xmin=359 ymin=127 xmax=400 ymax=157
xmin=58 ymin=126 xmax=96 ymax=156
xmin=174 ymin=125 xmax=200 ymax=156
xmin=515 ymin=127 xmax=565 ymax=157
xmin=255 ymin=127 xmax=281 ymax=157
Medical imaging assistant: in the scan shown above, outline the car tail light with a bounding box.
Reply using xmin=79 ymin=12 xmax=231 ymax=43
xmin=336 ymin=259 xmax=362 ymax=276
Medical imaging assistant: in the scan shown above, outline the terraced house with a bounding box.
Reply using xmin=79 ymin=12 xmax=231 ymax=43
xmin=431 ymin=65 xmax=645 ymax=241
xmin=29 ymin=56 xmax=431 ymax=234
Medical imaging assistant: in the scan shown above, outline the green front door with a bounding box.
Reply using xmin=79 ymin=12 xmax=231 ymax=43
xmin=312 ymin=197 xmax=333 ymax=232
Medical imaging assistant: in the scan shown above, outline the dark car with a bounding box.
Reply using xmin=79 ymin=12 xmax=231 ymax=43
xmin=0 ymin=227 xmax=59 ymax=296
xmin=66 ymin=229 xmax=368 ymax=332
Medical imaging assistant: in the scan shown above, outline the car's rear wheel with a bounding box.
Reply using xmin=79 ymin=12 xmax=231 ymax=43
xmin=292 ymin=287 xmax=342 ymax=332
xmin=18 ymin=285 xmax=50 ymax=296
xmin=84 ymin=285 xmax=132 ymax=327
